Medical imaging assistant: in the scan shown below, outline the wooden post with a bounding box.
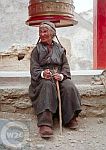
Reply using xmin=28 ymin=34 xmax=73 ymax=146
xmin=93 ymin=0 xmax=106 ymax=69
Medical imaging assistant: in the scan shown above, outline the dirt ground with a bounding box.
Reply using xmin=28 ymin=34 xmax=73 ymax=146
xmin=0 ymin=112 xmax=105 ymax=150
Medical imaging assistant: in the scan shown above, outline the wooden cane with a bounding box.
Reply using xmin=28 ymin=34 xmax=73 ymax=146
xmin=53 ymin=67 xmax=62 ymax=135
xmin=56 ymin=80 xmax=62 ymax=135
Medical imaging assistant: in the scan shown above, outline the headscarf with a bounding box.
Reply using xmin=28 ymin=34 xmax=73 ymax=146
xmin=38 ymin=21 xmax=63 ymax=48
xmin=39 ymin=21 xmax=56 ymax=36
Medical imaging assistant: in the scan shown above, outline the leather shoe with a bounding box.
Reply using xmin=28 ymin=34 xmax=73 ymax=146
xmin=39 ymin=126 xmax=53 ymax=138
xmin=67 ymin=117 xmax=78 ymax=129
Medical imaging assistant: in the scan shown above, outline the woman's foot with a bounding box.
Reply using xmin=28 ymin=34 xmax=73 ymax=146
xmin=66 ymin=117 xmax=79 ymax=129
xmin=39 ymin=125 xmax=53 ymax=138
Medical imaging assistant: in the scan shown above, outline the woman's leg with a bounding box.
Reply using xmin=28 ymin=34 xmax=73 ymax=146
xmin=33 ymin=79 xmax=57 ymax=137
xmin=60 ymin=79 xmax=81 ymax=126
xmin=37 ymin=109 xmax=53 ymax=137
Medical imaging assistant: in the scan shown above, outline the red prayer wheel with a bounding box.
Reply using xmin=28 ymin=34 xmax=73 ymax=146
xmin=26 ymin=0 xmax=78 ymax=27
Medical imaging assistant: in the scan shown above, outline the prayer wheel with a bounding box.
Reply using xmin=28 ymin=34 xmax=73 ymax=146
xmin=26 ymin=0 xmax=78 ymax=27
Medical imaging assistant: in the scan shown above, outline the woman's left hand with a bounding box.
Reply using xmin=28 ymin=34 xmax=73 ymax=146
xmin=53 ymin=73 xmax=62 ymax=81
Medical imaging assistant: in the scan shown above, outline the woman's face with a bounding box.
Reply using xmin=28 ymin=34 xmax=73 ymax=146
xmin=39 ymin=27 xmax=53 ymax=44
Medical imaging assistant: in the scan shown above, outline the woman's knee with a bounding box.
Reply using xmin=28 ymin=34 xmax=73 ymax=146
xmin=42 ymin=79 xmax=53 ymax=86
xmin=61 ymin=79 xmax=75 ymax=91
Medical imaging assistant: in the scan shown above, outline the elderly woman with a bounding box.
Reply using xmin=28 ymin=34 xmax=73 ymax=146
xmin=29 ymin=21 xmax=81 ymax=138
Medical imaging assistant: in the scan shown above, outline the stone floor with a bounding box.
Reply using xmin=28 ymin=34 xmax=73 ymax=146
xmin=0 ymin=112 xmax=106 ymax=150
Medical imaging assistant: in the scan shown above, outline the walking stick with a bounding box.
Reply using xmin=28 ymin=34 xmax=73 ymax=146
xmin=56 ymin=80 xmax=62 ymax=135
xmin=53 ymin=67 xmax=62 ymax=135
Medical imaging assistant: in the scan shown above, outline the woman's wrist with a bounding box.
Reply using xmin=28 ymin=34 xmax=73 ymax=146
xmin=41 ymin=71 xmax=44 ymax=78
xmin=60 ymin=74 xmax=64 ymax=81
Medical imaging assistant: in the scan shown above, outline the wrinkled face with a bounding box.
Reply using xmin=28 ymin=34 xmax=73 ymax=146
xmin=39 ymin=27 xmax=53 ymax=44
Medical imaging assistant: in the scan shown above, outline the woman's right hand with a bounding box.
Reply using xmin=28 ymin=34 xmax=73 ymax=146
xmin=43 ymin=69 xmax=52 ymax=79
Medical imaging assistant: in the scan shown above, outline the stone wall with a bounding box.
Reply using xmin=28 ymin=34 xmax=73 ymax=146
xmin=0 ymin=85 xmax=106 ymax=117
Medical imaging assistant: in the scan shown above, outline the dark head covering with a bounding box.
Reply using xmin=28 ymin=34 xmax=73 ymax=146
xmin=39 ymin=21 xmax=63 ymax=48
xmin=39 ymin=21 xmax=56 ymax=36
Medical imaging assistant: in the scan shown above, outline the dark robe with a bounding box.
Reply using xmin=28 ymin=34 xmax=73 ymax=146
xmin=29 ymin=41 xmax=81 ymax=125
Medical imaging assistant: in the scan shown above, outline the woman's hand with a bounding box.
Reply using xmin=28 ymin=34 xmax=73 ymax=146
xmin=43 ymin=69 xmax=52 ymax=80
xmin=53 ymin=73 xmax=63 ymax=81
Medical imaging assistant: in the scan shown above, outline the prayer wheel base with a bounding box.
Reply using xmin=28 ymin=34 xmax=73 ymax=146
xmin=26 ymin=15 xmax=78 ymax=27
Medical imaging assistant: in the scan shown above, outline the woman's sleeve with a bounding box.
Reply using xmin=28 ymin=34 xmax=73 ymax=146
xmin=61 ymin=52 xmax=71 ymax=79
xmin=30 ymin=47 xmax=43 ymax=81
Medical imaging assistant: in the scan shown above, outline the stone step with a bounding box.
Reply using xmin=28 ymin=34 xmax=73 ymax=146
xmin=0 ymin=84 xmax=105 ymax=117
xmin=0 ymin=70 xmax=105 ymax=117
